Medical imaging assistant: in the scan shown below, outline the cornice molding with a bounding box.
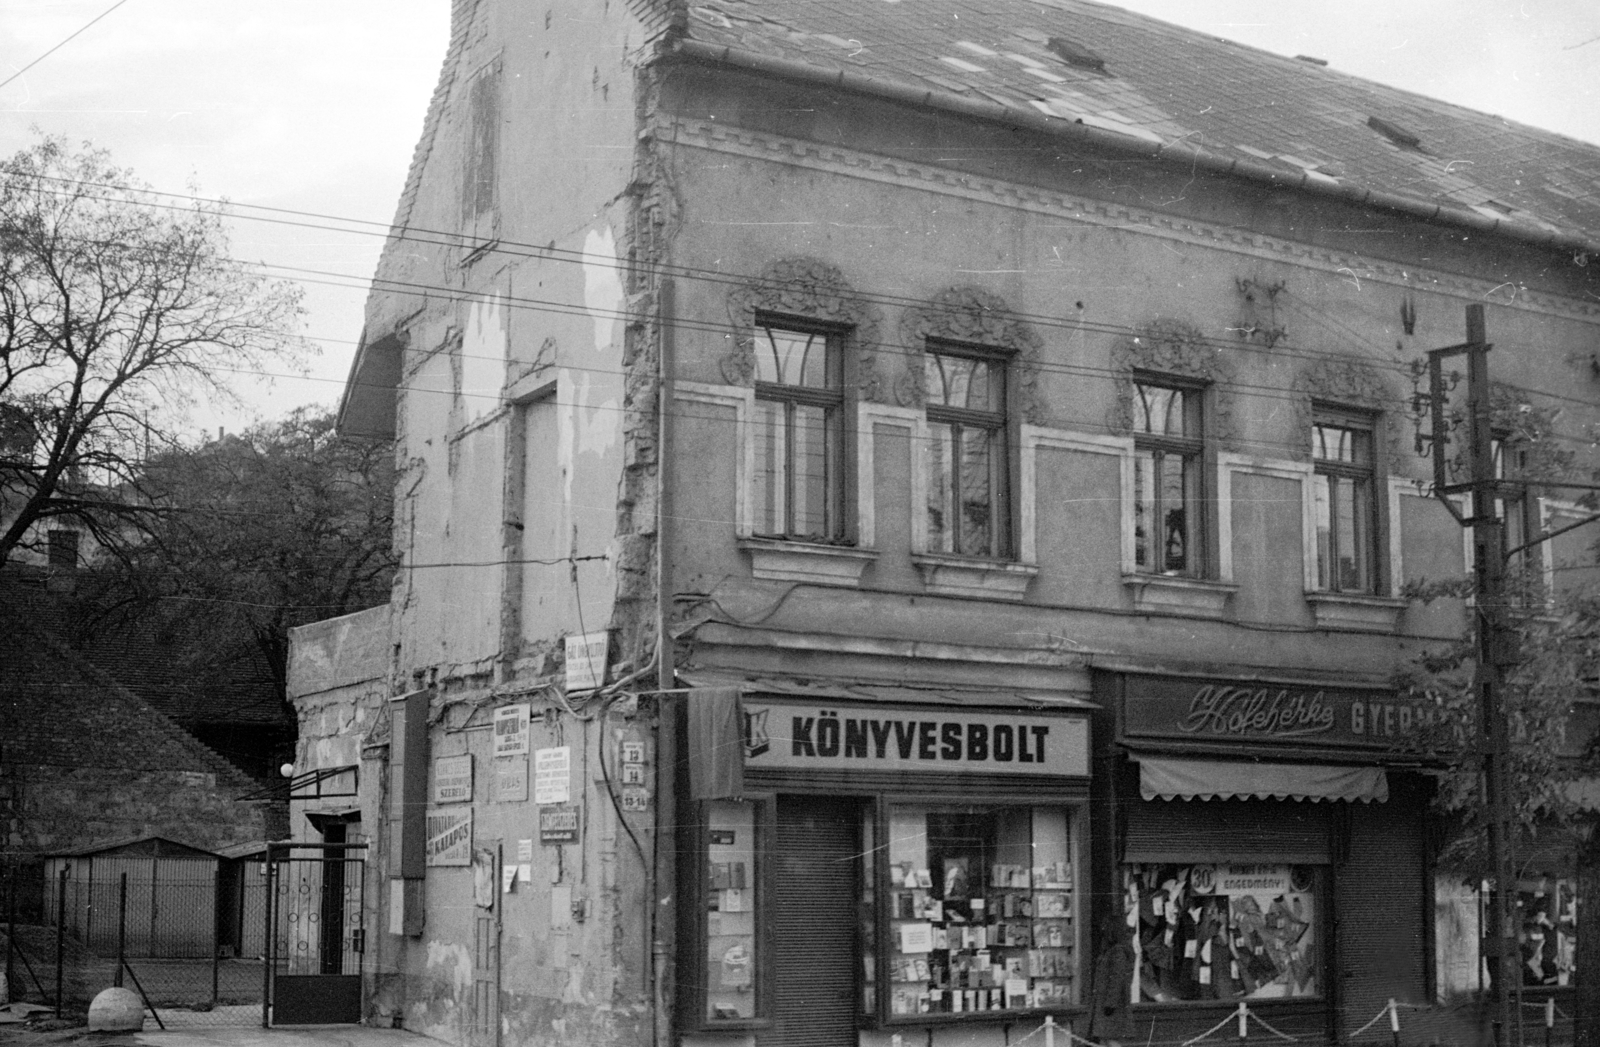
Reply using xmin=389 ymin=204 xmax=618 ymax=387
xmin=665 ymin=116 xmax=1600 ymax=323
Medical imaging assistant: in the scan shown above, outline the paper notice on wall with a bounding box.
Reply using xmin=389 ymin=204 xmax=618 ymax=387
xmin=496 ymin=757 xmax=529 ymax=803
xmin=534 ymin=746 xmax=571 ymax=804
xmin=517 ymin=839 xmax=534 ymax=863
xmin=493 ymin=703 xmax=532 ymax=757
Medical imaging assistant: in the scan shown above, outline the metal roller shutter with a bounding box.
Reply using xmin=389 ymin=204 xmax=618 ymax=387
xmin=1124 ymin=798 xmax=1333 ymax=864
xmin=1337 ymin=776 xmax=1427 ymax=1031
xmin=760 ymin=796 xmax=861 ymax=1047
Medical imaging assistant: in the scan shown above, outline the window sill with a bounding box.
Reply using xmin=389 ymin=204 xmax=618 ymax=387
xmin=913 ymin=555 xmax=1039 ymax=601
xmin=740 ymin=538 xmax=877 ymax=587
xmin=1122 ymin=574 xmax=1236 ymax=618
xmin=1304 ymin=591 xmax=1406 ymax=632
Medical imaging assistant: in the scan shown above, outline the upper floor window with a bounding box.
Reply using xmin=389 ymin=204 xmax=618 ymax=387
xmin=1493 ymin=435 xmax=1543 ymax=604
xmin=1312 ymin=410 xmax=1377 ymax=593
xmin=753 ymin=320 xmax=846 ymax=541
xmin=1132 ymin=378 xmax=1204 ymax=576
xmin=925 ymin=345 xmax=1011 ymax=559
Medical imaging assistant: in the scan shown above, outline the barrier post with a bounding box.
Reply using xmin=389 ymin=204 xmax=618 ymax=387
xmin=1546 ymin=997 xmax=1555 ymax=1047
xmin=114 ymin=874 xmax=127 ymax=989
xmin=1388 ymin=998 xmax=1400 ymax=1047
xmin=1238 ymin=1001 xmax=1249 ymax=1047
xmin=54 ymin=870 xmax=66 ymax=1019
xmin=1046 ymin=1014 xmax=1056 ymax=1047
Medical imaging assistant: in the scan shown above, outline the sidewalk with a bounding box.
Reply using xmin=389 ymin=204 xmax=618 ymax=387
xmin=0 ymin=1023 xmax=435 ymax=1047
xmin=132 ymin=1026 xmax=433 ymax=1047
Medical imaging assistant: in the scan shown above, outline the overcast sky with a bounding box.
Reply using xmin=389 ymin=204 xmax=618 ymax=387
xmin=2 ymin=1 xmax=1597 ymax=437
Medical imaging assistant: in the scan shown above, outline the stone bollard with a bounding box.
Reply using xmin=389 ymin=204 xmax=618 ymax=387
xmin=88 ymin=986 xmax=145 ymax=1032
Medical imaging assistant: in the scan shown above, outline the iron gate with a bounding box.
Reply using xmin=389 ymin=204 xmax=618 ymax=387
xmin=263 ymin=842 xmax=366 ymax=1026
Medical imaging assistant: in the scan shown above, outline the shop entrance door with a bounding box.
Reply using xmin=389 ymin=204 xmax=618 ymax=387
xmin=760 ymin=795 xmax=860 ymax=1047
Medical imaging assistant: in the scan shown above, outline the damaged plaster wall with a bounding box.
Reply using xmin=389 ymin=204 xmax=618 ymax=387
xmin=345 ymin=0 xmax=671 ymax=1044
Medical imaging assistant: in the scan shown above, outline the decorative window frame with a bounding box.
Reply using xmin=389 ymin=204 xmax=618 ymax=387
xmin=898 ymin=289 xmax=1045 ymax=600
xmin=1290 ymin=360 xmax=1408 ymax=628
xmin=710 ymin=259 xmax=885 ymax=586
xmin=1109 ymin=321 xmax=1235 ymax=614
xmin=720 ymin=257 xmax=881 ymax=391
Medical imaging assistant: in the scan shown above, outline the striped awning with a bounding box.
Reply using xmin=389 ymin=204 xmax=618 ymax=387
xmin=1138 ymin=756 xmax=1388 ymax=803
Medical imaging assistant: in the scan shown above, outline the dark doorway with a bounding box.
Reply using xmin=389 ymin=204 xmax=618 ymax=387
xmin=759 ymin=795 xmax=862 ymax=1047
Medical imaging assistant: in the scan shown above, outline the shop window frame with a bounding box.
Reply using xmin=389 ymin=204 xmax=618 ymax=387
xmin=681 ymin=793 xmax=778 ymax=1033
xmin=872 ymin=792 xmax=1089 ymax=1025
xmin=1117 ymin=861 xmax=1332 ymax=1008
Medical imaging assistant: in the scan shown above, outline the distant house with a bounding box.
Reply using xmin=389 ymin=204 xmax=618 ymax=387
xmin=1 ymin=600 xmax=273 ymax=918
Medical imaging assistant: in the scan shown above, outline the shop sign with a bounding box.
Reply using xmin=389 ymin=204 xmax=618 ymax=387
xmin=740 ymin=702 xmax=1089 ymax=777
xmin=1121 ymin=675 xmax=1434 ymax=751
xmin=493 ymin=703 xmax=531 ymax=757
xmin=433 ymin=755 xmax=473 ymax=804
xmin=425 ymin=807 xmax=472 ymax=866
xmin=539 ymin=804 xmax=580 ymax=843
xmin=565 ymin=631 xmax=608 ymax=692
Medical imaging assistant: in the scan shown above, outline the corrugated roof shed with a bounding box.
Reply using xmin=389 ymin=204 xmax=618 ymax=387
xmin=672 ymin=0 xmax=1600 ymax=251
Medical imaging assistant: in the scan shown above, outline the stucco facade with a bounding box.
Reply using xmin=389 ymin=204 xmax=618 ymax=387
xmin=299 ymin=2 xmax=1600 ymax=1046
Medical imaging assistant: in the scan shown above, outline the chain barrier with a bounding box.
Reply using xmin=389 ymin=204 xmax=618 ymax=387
xmin=1011 ymin=1014 xmax=1100 ymax=1047
xmin=1179 ymin=1001 xmax=1299 ymax=1047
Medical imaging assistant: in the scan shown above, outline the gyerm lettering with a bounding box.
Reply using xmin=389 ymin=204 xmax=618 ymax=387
xmin=789 ymin=713 xmax=1049 ymax=765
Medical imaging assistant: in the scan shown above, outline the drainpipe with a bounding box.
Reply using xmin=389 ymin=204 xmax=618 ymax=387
xmin=653 ymin=276 xmax=679 ymax=1047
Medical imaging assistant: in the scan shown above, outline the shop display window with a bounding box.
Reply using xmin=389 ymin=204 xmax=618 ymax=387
xmin=885 ymin=803 xmax=1080 ymax=1017
xmin=1121 ymin=864 xmax=1320 ymax=1002
xmin=704 ymin=799 xmax=761 ymax=1021
xmin=1518 ymin=876 xmax=1576 ymax=987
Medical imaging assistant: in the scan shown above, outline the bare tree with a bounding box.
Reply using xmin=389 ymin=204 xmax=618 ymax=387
xmin=0 ymin=135 xmax=304 ymax=566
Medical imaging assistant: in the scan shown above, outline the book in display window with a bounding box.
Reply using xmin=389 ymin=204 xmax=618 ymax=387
xmin=885 ymin=803 xmax=1081 ymax=1017
xmin=704 ymin=799 xmax=760 ymax=1021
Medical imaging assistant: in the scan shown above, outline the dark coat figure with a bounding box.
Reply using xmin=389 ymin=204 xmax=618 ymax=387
xmin=1089 ymin=919 xmax=1137 ymax=1044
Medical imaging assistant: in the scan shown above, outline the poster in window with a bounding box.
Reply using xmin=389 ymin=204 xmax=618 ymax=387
xmin=1123 ymin=863 xmax=1317 ymax=1002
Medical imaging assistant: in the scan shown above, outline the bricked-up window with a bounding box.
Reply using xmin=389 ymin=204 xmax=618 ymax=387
xmin=462 ymin=63 xmax=500 ymax=228
xmin=752 ymin=321 xmax=845 ymax=540
xmin=1133 ymin=378 xmax=1204 ymax=575
xmin=925 ymin=344 xmax=1011 ymax=559
xmin=1313 ymin=409 xmax=1377 ymax=593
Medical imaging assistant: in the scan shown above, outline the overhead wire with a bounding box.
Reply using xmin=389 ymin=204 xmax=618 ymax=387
xmin=17 ymin=171 xmax=1541 ymax=385
xmin=12 ymin=172 xmax=1600 ymax=464
xmin=0 ymin=0 xmax=134 ymax=92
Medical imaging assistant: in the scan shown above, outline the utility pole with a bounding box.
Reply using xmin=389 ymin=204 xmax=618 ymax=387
xmin=1427 ymin=304 xmax=1517 ymax=1047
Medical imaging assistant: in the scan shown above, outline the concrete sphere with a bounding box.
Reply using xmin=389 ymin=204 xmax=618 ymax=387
xmin=88 ymin=987 xmax=145 ymax=1031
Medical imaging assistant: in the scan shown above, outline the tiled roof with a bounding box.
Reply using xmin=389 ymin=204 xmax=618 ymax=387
xmin=1 ymin=601 xmax=255 ymax=786
xmin=675 ymin=0 xmax=1600 ymax=252
xmin=0 ymin=572 xmax=288 ymax=727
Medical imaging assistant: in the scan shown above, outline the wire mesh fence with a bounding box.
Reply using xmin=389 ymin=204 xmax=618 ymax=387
xmin=5 ymin=860 xmax=265 ymax=1026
